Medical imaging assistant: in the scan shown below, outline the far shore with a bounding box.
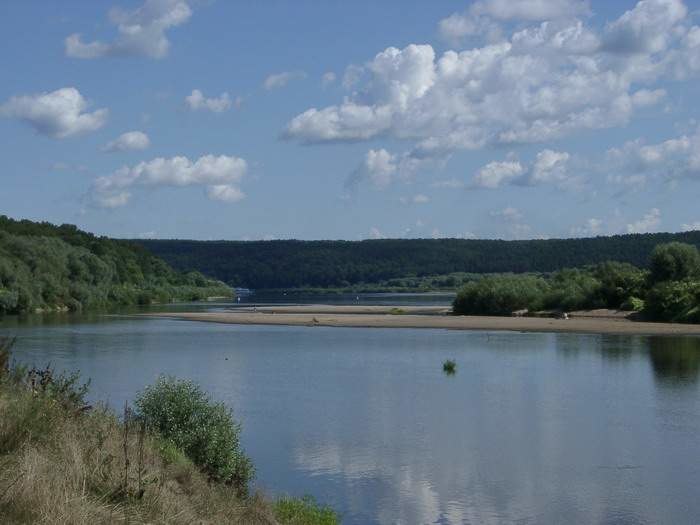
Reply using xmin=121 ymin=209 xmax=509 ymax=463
xmin=143 ymin=305 xmax=700 ymax=336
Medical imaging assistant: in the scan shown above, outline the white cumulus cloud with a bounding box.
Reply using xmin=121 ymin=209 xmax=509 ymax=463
xmin=102 ymin=131 xmax=150 ymax=152
xmin=681 ymin=221 xmax=700 ymax=232
xmin=263 ymin=71 xmax=306 ymax=90
xmin=65 ymin=0 xmax=192 ymax=59
xmin=0 ymin=87 xmax=108 ymax=138
xmin=439 ymin=0 xmax=590 ymax=43
xmin=627 ymin=207 xmax=661 ymax=233
xmin=570 ymin=218 xmax=603 ymax=237
xmin=607 ymin=127 xmax=700 ymax=181
xmin=285 ymin=1 xmax=693 ymax=160
xmin=91 ymin=154 xmax=247 ymax=207
xmin=322 ymin=72 xmax=337 ymax=87
xmin=473 ymin=160 xmax=526 ymax=188
xmin=185 ymin=89 xmax=233 ymax=113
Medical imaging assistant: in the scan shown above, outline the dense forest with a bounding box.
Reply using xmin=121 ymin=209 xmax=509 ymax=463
xmin=138 ymin=232 xmax=700 ymax=289
xmin=0 ymin=216 xmax=231 ymax=314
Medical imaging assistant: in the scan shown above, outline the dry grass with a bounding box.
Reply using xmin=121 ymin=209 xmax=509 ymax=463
xmin=0 ymin=382 xmax=335 ymax=524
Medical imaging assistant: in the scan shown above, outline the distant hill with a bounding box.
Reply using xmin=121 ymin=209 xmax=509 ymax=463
xmin=0 ymin=216 xmax=231 ymax=314
xmin=137 ymin=232 xmax=700 ymax=289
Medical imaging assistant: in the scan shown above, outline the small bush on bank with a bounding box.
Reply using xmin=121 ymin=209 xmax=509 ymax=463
xmin=274 ymin=495 xmax=338 ymax=525
xmin=621 ymin=296 xmax=645 ymax=312
xmin=135 ymin=376 xmax=254 ymax=493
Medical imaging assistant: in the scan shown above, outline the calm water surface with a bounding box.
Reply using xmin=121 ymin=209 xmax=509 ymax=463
xmin=2 ymin=294 xmax=700 ymax=524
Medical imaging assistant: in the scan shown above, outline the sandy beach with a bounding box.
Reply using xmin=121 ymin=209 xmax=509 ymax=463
xmin=145 ymin=305 xmax=700 ymax=336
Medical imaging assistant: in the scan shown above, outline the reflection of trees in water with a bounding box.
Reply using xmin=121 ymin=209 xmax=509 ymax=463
xmin=598 ymin=335 xmax=646 ymax=361
xmin=649 ymin=337 xmax=700 ymax=386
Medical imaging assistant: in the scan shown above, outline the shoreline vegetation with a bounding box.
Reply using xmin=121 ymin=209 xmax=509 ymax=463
xmin=0 ymin=338 xmax=337 ymax=524
xmin=453 ymin=242 xmax=700 ymax=324
xmin=0 ymin=216 xmax=232 ymax=316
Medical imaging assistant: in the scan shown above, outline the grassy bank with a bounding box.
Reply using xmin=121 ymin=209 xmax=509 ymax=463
xmin=0 ymin=340 xmax=337 ymax=524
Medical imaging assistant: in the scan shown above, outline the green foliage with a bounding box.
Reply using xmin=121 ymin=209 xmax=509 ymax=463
xmin=274 ymin=495 xmax=339 ymax=525
xmin=135 ymin=376 xmax=253 ymax=493
xmin=26 ymin=365 xmax=91 ymax=412
xmin=542 ymin=268 xmax=603 ymax=311
xmin=138 ymin=231 xmax=700 ymax=289
xmin=649 ymin=242 xmax=700 ymax=284
xmin=592 ymin=261 xmax=647 ymax=307
xmin=453 ymin=274 xmax=549 ymax=315
xmin=644 ymin=280 xmax=700 ymax=322
xmin=0 ymin=215 xmax=231 ymax=314
xmin=620 ymin=296 xmax=645 ymax=312
xmin=442 ymin=359 xmax=456 ymax=375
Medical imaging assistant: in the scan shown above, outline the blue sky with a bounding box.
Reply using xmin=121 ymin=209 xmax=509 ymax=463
xmin=1 ymin=0 xmax=699 ymax=240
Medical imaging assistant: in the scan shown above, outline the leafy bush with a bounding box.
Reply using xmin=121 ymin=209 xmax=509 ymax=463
xmin=593 ymin=261 xmax=647 ymax=307
xmin=274 ymin=495 xmax=339 ymax=525
xmin=649 ymin=242 xmax=700 ymax=284
xmin=620 ymin=296 xmax=645 ymax=312
xmin=644 ymin=280 xmax=700 ymax=322
xmin=542 ymin=268 xmax=603 ymax=311
xmin=442 ymin=359 xmax=456 ymax=375
xmin=453 ymin=274 xmax=549 ymax=315
xmin=135 ymin=376 xmax=253 ymax=493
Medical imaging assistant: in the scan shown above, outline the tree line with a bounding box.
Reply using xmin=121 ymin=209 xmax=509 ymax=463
xmin=453 ymin=242 xmax=700 ymax=323
xmin=0 ymin=216 xmax=231 ymax=314
xmin=137 ymin=232 xmax=700 ymax=289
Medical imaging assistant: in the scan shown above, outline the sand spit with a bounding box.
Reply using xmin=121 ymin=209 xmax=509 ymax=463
xmin=143 ymin=305 xmax=700 ymax=336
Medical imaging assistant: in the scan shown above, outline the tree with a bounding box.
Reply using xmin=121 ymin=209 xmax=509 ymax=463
xmin=649 ymin=242 xmax=700 ymax=283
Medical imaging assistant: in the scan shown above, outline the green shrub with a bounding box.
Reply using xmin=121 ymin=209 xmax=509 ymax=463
xmin=135 ymin=376 xmax=253 ymax=493
xmin=453 ymin=274 xmax=549 ymax=315
xmin=274 ymin=495 xmax=339 ymax=525
xmin=593 ymin=261 xmax=647 ymax=307
xmin=644 ymin=280 xmax=700 ymax=322
xmin=620 ymin=296 xmax=645 ymax=312
xmin=542 ymin=268 xmax=603 ymax=311
xmin=442 ymin=359 xmax=456 ymax=375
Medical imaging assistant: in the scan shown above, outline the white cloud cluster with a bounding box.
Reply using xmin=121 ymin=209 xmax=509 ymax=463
xmin=263 ymin=71 xmax=306 ymax=90
xmin=473 ymin=160 xmax=525 ymax=188
xmin=681 ymin=221 xmax=700 ymax=232
xmin=439 ymin=0 xmax=590 ymax=43
xmin=0 ymin=87 xmax=108 ymax=138
xmin=399 ymin=194 xmax=430 ymax=205
xmin=321 ymin=72 xmax=337 ymax=88
xmin=570 ymin=217 xmax=603 ymax=237
xmin=490 ymin=206 xmax=533 ymax=238
xmin=91 ymin=154 xmax=247 ymax=207
xmin=626 ymin=207 xmax=661 ymax=233
xmin=347 ymin=148 xmax=442 ymax=190
xmin=471 ymin=149 xmax=577 ymax=189
xmin=65 ymin=0 xmax=192 ymax=59
xmin=607 ymin=127 xmax=700 ymax=183
xmin=285 ymin=0 xmax=696 ymax=160
xmin=185 ymin=89 xmax=234 ymax=113
xmin=102 ymin=130 xmax=150 ymax=152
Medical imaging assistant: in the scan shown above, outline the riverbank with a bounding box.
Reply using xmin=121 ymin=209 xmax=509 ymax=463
xmin=145 ymin=305 xmax=700 ymax=336
xmin=0 ymin=340 xmax=337 ymax=525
